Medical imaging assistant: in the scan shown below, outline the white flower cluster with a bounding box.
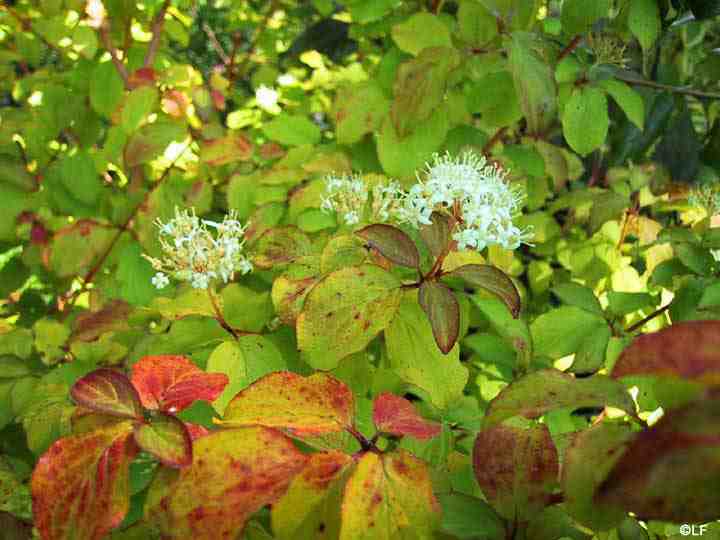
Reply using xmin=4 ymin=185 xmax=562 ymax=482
xmin=143 ymin=207 xmax=253 ymax=290
xmin=320 ymin=152 xmax=533 ymax=252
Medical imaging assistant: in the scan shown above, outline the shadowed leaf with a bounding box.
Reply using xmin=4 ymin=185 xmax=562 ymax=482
xmin=473 ymin=420 xmax=559 ymax=521
xmin=419 ymin=281 xmax=460 ymax=354
xmin=356 ymin=224 xmax=420 ymax=269
xmin=595 ymin=399 xmax=720 ymax=522
xmin=133 ymin=413 xmax=193 ymax=469
xmin=31 ymin=420 xmax=136 ymax=540
xmin=272 ymin=451 xmax=353 ymax=540
xmin=611 ymin=320 xmax=720 ymax=386
xmin=419 ymin=212 xmax=453 ymax=259
xmin=372 ymin=392 xmax=441 ymax=440
xmin=339 ymin=450 xmax=440 ymax=540
xmin=221 ymin=372 xmax=354 ymax=437
xmin=71 ymin=369 xmax=143 ymax=420
xmin=144 ymin=427 xmax=307 ymax=539
xmin=445 ymin=264 xmax=521 ymax=318
xmin=483 ymin=369 xmax=635 ymax=428
xmin=130 ymin=355 xmax=228 ymax=414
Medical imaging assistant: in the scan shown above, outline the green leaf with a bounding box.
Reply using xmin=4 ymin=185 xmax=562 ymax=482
xmin=221 ymin=372 xmax=354 ymax=436
xmin=297 ymin=264 xmax=402 ymax=370
xmin=31 ymin=420 xmax=136 ymax=540
xmin=272 ymin=451 xmax=353 ymax=540
xmin=445 ymin=264 xmax=521 ymax=318
xmin=59 ymin=150 xmax=102 ymax=206
xmin=508 ymin=32 xmax=557 ymax=135
xmin=598 ymin=79 xmax=645 ymax=130
xmin=0 ymin=463 xmax=32 ymax=521
xmin=145 ymin=427 xmax=307 ymax=539
xmin=206 ymin=337 xmax=285 ymax=416
xmin=551 ymin=282 xmax=604 ymax=315
xmin=385 ymin=292 xmax=468 ymax=410
xmin=607 ymin=291 xmax=654 ymax=316
xmin=531 ymin=306 xmax=608 ymax=359
xmin=473 ymin=420 xmax=559 ymax=521
xmin=483 ymin=369 xmax=634 ymax=428
xmin=0 ymin=155 xmax=35 ymax=192
xmin=437 ymin=493 xmax=505 ymax=540
xmin=457 ymin=1 xmax=497 ymax=45
xmin=572 ymin=325 xmax=612 ymax=374
xmin=596 ymin=399 xmax=720 ymax=522
xmin=33 ymin=318 xmax=71 ymax=366
xmin=221 ymin=284 xmax=274 ymax=333
xmin=466 ymin=71 xmax=523 ymax=128
xmin=561 ymin=422 xmax=633 ymax=530
xmin=333 ymin=82 xmax=390 ymax=145
xmin=356 ymin=224 xmax=419 ymax=268
xmin=90 ymin=61 xmax=125 ymax=117
xmin=263 ymin=114 xmax=321 ymax=146
xmin=339 ymin=450 xmax=440 ymax=540
xmin=133 ymin=413 xmax=192 ymax=468
xmin=124 ymin=121 xmax=187 ymax=167
xmin=561 ymin=0 xmax=611 ymax=34
xmin=121 ymin=86 xmax=158 ymax=134
xmin=686 ymin=0 xmax=720 ymax=19
xmin=675 ymin=242 xmax=714 ymax=276
xmin=562 ymin=86 xmax=609 ymax=156
xmin=391 ymin=13 xmax=451 ymax=55
xmin=418 ymin=281 xmax=460 ymax=354
xmin=628 ymin=0 xmax=661 ymax=52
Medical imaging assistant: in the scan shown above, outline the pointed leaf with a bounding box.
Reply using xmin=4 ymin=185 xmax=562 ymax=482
xmin=339 ymin=450 xmax=440 ymax=540
xmin=31 ymin=420 xmax=136 ymax=540
xmin=595 ymin=399 xmax=720 ymax=522
xmin=473 ymin=421 xmax=559 ymax=521
xmin=297 ymin=265 xmax=402 ymax=370
xmin=356 ymin=224 xmax=420 ymax=269
xmin=483 ymin=369 xmax=634 ymax=428
xmin=145 ymin=427 xmax=307 ymax=539
xmin=372 ymin=392 xmax=441 ymax=440
xmin=130 ymin=355 xmax=228 ymax=414
xmin=71 ymin=369 xmax=143 ymax=420
xmin=611 ymin=320 xmax=720 ymax=387
xmin=133 ymin=413 xmax=192 ymax=469
xmin=419 ymin=212 xmax=453 ymax=259
xmin=562 ymin=86 xmax=609 ymax=156
xmin=221 ymin=372 xmax=355 ymax=437
xmin=418 ymin=281 xmax=460 ymax=354
xmin=272 ymin=451 xmax=353 ymax=540
xmin=445 ymin=264 xmax=521 ymax=318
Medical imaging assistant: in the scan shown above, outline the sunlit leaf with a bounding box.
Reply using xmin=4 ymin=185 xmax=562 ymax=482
xmin=372 ymin=392 xmax=441 ymax=440
xmin=133 ymin=413 xmax=192 ymax=469
xmin=71 ymin=369 xmax=143 ymax=420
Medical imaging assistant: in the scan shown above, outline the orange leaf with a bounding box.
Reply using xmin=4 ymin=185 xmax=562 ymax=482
xmin=372 ymin=392 xmax=441 ymax=440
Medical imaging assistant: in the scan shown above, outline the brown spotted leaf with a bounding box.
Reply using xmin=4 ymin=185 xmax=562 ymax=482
xmin=339 ymin=450 xmax=440 ymax=540
xmin=595 ymin=398 xmax=720 ymax=522
xmin=199 ymin=134 xmax=253 ymax=166
xmin=418 ymin=281 xmax=460 ymax=354
xmin=445 ymin=264 xmax=521 ymax=318
xmin=356 ymin=224 xmax=420 ymax=269
xmin=71 ymin=369 xmax=143 ymax=420
xmin=372 ymin=392 xmax=441 ymax=440
xmin=483 ymin=369 xmax=635 ymax=428
xmin=612 ymin=320 xmax=720 ymax=386
xmin=31 ymin=420 xmax=136 ymax=540
xmin=272 ymin=451 xmax=353 ymax=540
xmin=220 ymin=372 xmax=354 ymax=437
xmin=297 ymin=265 xmax=402 ymax=370
xmin=130 ymin=355 xmax=228 ymax=414
xmin=71 ymin=300 xmax=131 ymax=342
xmin=253 ymin=226 xmax=313 ymax=269
xmin=473 ymin=420 xmax=559 ymax=521
xmin=144 ymin=427 xmax=307 ymax=539
xmin=133 ymin=413 xmax=193 ymax=469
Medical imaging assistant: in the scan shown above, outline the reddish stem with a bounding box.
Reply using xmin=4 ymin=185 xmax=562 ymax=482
xmin=558 ymin=34 xmax=582 ymax=61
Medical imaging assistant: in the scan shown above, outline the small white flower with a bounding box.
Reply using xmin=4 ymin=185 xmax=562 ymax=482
xmin=255 ymin=85 xmax=279 ymax=112
xmin=151 ymin=272 xmax=169 ymax=289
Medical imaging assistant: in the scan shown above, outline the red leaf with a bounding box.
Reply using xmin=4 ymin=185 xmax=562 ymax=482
xmin=612 ymin=320 xmax=720 ymax=386
xmin=445 ymin=264 xmax=521 ymax=318
xmin=31 ymin=420 xmax=137 ymax=540
xmin=372 ymin=392 xmax=441 ymax=440
xmin=184 ymin=422 xmax=210 ymax=440
xmin=128 ymin=67 xmax=157 ymax=88
xmin=131 ymin=355 xmax=228 ymax=414
xmin=71 ymin=369 xmax=143 ymax=420
xmin=133 ymin=412 xmax=193 ymax=468
xmin=418 ymin=281 xmax=460 ymax=354
xmin=419 ymin=211 xmax=453 ymax=259
xmin=356 ymin=224 xmax=420 ymax=269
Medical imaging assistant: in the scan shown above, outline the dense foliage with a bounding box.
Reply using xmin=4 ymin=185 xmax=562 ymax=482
xmin=1 ymin=0 xmax=720 ymax=538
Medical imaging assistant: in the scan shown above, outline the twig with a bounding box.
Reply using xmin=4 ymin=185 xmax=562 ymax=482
xmin=615 ymin=73 xmax=720 ymax=100
xmin=558 ymin=34 xmax=582 ymax=61
xmin=99 ymin=24 xmax=130 ymax=87
xmin=202 ymin=22 xmax=231 ymax=65
xmin=625 ymin=302 xmax=672 ymax=333
xmin=482 ymin=127 xmax=507 ymax=155
xmin=208 ymin=288 xmax=238 ymax=339
xmin=143 ymin=0 xmax=171 ymax=69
